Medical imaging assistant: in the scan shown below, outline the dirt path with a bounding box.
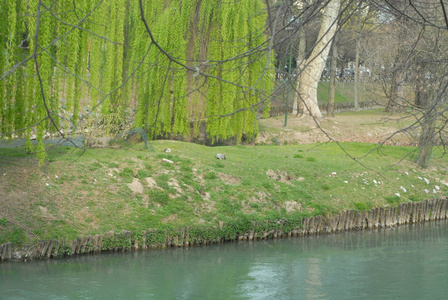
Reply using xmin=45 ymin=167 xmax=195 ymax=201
xmin=257 ymin=112 xmax=416 ymax=146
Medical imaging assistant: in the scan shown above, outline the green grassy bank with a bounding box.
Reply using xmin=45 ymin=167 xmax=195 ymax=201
xmin=1 ymin=138 xmax=447 ymax=248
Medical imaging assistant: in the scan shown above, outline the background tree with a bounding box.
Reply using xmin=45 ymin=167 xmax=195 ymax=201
xmin=295 ymin=0 xmax=341 ymax=118
xmin=1 ymin=0 xmax=448 ymax=169
xmin=369 ymin=0 xmax=448 ymax=167
xmin=326 ymin=29 xmax=339 ymax=118
xmin=0 ymin=0 xmax=274 ymax=160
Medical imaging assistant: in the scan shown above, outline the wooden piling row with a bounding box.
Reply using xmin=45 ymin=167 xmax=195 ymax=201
xmin=1 ymin=197 xmax=447 ymax=262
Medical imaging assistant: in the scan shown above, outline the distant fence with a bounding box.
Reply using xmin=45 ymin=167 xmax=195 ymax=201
xmin=1 ymin=198 xmax=447 ymax=262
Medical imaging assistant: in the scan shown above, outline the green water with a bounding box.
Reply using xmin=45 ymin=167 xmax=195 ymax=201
xmin=1 ymin=221 xmax=448 ymax=299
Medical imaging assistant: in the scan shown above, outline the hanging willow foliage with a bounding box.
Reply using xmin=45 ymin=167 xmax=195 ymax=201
xmin=204 ymin=0 xmax=273 ymax=143
xmin=133 ymin=0 xmax=273 ymax=142
xmin=0 ymin=0 xmax=273 ymax=162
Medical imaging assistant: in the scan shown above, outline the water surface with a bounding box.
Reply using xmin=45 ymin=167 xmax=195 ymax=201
xmin=1 ymin=221 xmax=447 ymax=299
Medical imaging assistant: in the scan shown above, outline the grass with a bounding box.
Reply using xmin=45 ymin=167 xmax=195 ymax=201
xmin=1 ymin=136 xmax=448 ymax=247
xmin=317 ymin=81 xmax=395 ymax=105
xmin=318 ymin=82 xmax=354 ymax=103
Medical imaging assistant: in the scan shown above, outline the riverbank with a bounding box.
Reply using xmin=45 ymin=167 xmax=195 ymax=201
xmin=1 ymin=197 xmax=447 ymax=262
xmin=1 ymin=111 xmax=447 ymax=261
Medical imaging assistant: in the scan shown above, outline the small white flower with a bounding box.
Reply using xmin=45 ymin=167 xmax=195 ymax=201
xmin=373 ymin=180 xmax=378 ymax=185
xmin=405 ymin=172 xmax=409 ymax=175
xmin=344 ymin=181 xmax=348 ymax=183
xmin=411 ymin=185 xmax=415 ymax=188
xmin=55 ymin=175 xmax=59 ymax=178
xmin=424 ymin=189 xmax=429 ymax=193
xmin=418 ymin=176 xmax=423 ymax=180
xmin=46 ymin=183 xmax=49 ymax=186
xmin=395 ymin=193 xmax=401 ymax=197
xmin=331 ymin=172 xmax=337 ymax=176
xmin=433 ymin=189 xmax=437 ymax=194
xmin=424 ymin=178 xmax=429 ymax=185
xmin=400 ymin=186 xmax=407 ymax=193
xmin=435 ymin=185 xmax=440 ymax=190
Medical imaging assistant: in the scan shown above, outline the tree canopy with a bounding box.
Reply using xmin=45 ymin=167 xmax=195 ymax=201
xmin=0 ymin=0 xmax=274 ymax=162
xmin=2 ymin=0 xmax=448 ymax=167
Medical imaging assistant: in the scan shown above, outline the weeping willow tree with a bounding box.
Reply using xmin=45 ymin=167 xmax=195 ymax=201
xmin=133 ymin=0 xmax=273 ymax=142
xmin=0 ymin=0 xmax=273 ymax=162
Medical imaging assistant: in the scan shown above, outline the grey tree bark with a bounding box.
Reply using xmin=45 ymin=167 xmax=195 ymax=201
xmin=327 ymin=30 xmax=339 ymax=118
xmin=295 ymin=0 xmax=341 ymax=118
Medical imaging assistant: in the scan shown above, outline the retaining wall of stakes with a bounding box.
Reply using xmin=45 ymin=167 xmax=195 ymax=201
xmin=1 ymin=197 xmax=447 ymax=262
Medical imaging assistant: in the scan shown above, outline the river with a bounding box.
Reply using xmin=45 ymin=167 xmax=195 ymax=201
xmin=1 ymin=221 xmax=447 ymax=299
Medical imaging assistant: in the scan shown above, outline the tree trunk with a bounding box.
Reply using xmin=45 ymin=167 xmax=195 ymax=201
xmin=354 ymin=32 xmax=361 ymax=111
xmin=416 ymin=107 xmax=436 ymax=168
xmin=296 ymin=0 xmax=341 ymax=118
xmin=327 ymin=30 xmax=339 ymax=118
xmin=385 ymin=66 xmax=404 ymax=113
xmin=293 ymin=26 xmax=306 ymax=115
xmin=415 ymin=61 xmax=438 ymax=168
xmin=385 ymin=17 xmax=406 ymax=113
xmin=414 ymin=62 xmax=429 ymax=108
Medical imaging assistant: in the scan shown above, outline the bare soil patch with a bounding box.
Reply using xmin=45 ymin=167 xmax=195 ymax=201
xmin=257 ymin=113 xmax=415 ymax=146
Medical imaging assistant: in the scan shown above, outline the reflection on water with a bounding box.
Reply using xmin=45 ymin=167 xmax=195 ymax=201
xmin=1 ymin=221 xmax=448 ymax=299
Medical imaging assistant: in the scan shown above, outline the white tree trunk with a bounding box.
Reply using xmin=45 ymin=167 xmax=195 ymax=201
xmin=296 ymin=0 xmax=340 ymax=118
